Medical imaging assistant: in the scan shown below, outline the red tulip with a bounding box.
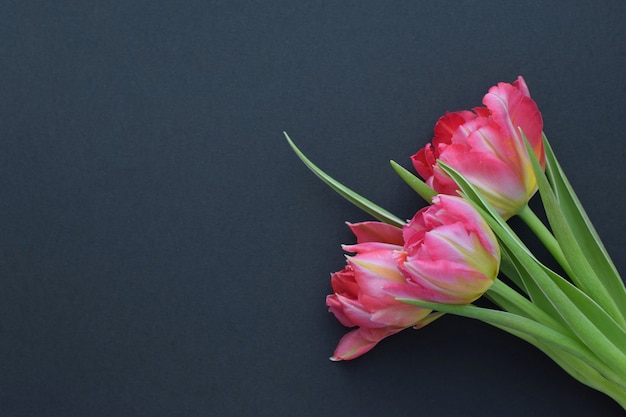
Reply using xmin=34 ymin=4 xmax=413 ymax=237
xmin=412 ymin=76 xmax=544 ymax=218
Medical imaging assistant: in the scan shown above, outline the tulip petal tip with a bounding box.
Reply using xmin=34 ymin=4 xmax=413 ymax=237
xmin=329 ymin=356 xmax=341 ymax=362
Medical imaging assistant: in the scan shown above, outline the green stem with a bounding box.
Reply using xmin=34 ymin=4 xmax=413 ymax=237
xmin=494 ymin=323 xmax=626 ymax=409
xmin=517 ymin=204 xmax=573 ymax=277
xmin=487 ymin=280 xmax=626 ymax=392
xmin=518 ymin=205 xmax=626 ymax=329
xmin=401 ymin=297 xmax=626 ymax=382
xmin=488 ymin=279 xmax=569 ymax=335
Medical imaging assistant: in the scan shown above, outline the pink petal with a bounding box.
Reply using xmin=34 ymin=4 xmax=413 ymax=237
xmin=420 ymin=224 xmax=478 ymax=262
xmin=330 ymin=327 xmax=401 ymax=361
xmin=432 ymin=195 xmax=499 ymax=253
xmin=411 ymin=144 xmax=437 ymax=181
xmin=431 ymin=195 xmax=478 ymax=221
xmin=326 ymin=294 xmax=358 ymax=327
xmin=438 ymin=148 xmax=528 ymax=217
xmin=342 ymin=242 xmax=403 ymax=255
xmin=473 ymin=106 xmax=490 ymax=117
xmin=347 ymin=251 xmax=406 ymax=286
xmin=402 ymin=207 xmax=428 ymax=250
xmin=433 ymin=110 xmax=478 ymax=146
xmin=369 ymin=303 xmax=431 ymax=327
xmin=512 ymin=76 xmax=530 ymax=98
xmin=483 ymin=81 xmax=544 ymax=165
xmin=462 ymin=119 xmax=525 ymax=175
xmin=330 ymin=267 xmax=360 ymax=298
xmin=401 ymin=258 xmax=495 ymax=303
xmin=327 ymin=293 xmax=382 ymax=329
xmin=347 ymin=221 xmax=404 ymax=245
xmin=427 ymin=143 xmax=472 ymax=195
xmin=383 ymin=279 xmax=462 ymax=304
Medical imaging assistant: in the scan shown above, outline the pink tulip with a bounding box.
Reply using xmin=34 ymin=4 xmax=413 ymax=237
xmin=411 ymin=76 xmax=544 ymax=219
xmin=391 ymin=195 xmax=500 ymax=305
xmin=326 ymin=221 xmax=432 ymax=361
xmin=327 ymin=199 xmax=500 ymax=360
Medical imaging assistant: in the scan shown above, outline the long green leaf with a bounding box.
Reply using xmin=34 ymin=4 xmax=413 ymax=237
xmin=543 ymin=134 xmax=626 ymax=320
xmin=491 ymin=214 xmax=626 ymax=370
xmin=523 ymin=133 xmax=626 ymax=328
xmin=389 ymin=160 xmax=436 ymax=202
xmin=487 ymin=279 xmax=570 ymax=336
xmin=541 ymin=263 xmax=626 ymax=355
xmin=439 ymin=162 xmax=626 ymax=372
xmin=402 ymin=296 xmax=626 ymax=402
xmin=495 ymin=325 xmax=626 ymax=403
xmin=284 ymin=132 xmax=405 ymax=227
xmin=497 ymin=245 xmax=527 ymax=294
xmin=502 ymin=245 xmax=571 ymax=330
xmin=397 ymin=298 xmax=617 ymax=370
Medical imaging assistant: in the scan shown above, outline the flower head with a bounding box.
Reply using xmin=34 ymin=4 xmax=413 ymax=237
xmin=412 ymin=76 xmax=544 ymax=218
xmin=326 ymin=221 xmax=432 ymax=361
xmin=391 ymin=195 xmax=500 ymax=304
xmin=327 ymin=200 xmax=500 ymax=360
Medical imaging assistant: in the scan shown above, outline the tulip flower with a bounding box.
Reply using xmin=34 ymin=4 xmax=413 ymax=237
xmin=411 ymin=76 xmax=544 ymax=219
xmin=388 ymin=195 xmax=500 ymax=305
xmin=326 ymin=221 xmax=433 ymax=361
xmin=285 ymin=73 xmax=626 ymax=407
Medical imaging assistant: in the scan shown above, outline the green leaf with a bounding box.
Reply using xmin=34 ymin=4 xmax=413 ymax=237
xmin=389 ymin=160 xmax=436 ymax=203
xmin=494 ymin=325 xmax=626 ymax=403
xmin=397 ymin=298 xmax=619 ymax=370
xmin=517 ymin=205 xmax=571 ymax=277
xmin=438 ymin=161 xmax=626 ymax=372
xmin=501 ymin=244 xmax=570 ymax=331
xmin=284 ymin=132 xmax=405 ymax=227
xmin=487 ymin=279 xmax=570 ymax=336
xmin=497 ymin=245 xmax=527 ymax=294
xmin=543 ymin=133 xmax=626 ymax=320
xmin=540 ymin=263 xmax=626 ymax=356
xmin=493 ymin=215 xmax=626 ymax=371
xmin=523 ymin=132 xmax=626 ymax=328
xmin=401 ymin=296 xmax=626 ymax=403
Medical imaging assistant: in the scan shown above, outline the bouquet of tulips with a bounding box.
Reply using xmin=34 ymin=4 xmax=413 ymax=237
xmin=285 ymin=77 xmax=626 ymax=409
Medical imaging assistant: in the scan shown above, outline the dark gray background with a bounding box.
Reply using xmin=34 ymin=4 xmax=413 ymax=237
xmin=1 ymin=1 xmax=625 ymax=416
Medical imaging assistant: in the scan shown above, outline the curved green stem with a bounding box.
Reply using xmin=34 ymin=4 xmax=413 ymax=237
xmin=488 ymin=279 xmax=569 ymax=335
xmin=402 ymin=297 xmax=626 ymax=407
xmin=517 ymin=204 xmax=573 ymax=277
xmin=495 ymin=323 xmax=626 ymax=409
xmin=487 ymin=279 xmax=626 ymax=393
xmin=518 ymin=205 xmax=626 ymax=329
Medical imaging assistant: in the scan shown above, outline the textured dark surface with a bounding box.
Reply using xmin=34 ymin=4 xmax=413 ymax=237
xmin=1 ymin=1 xmax=625 ymax=415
